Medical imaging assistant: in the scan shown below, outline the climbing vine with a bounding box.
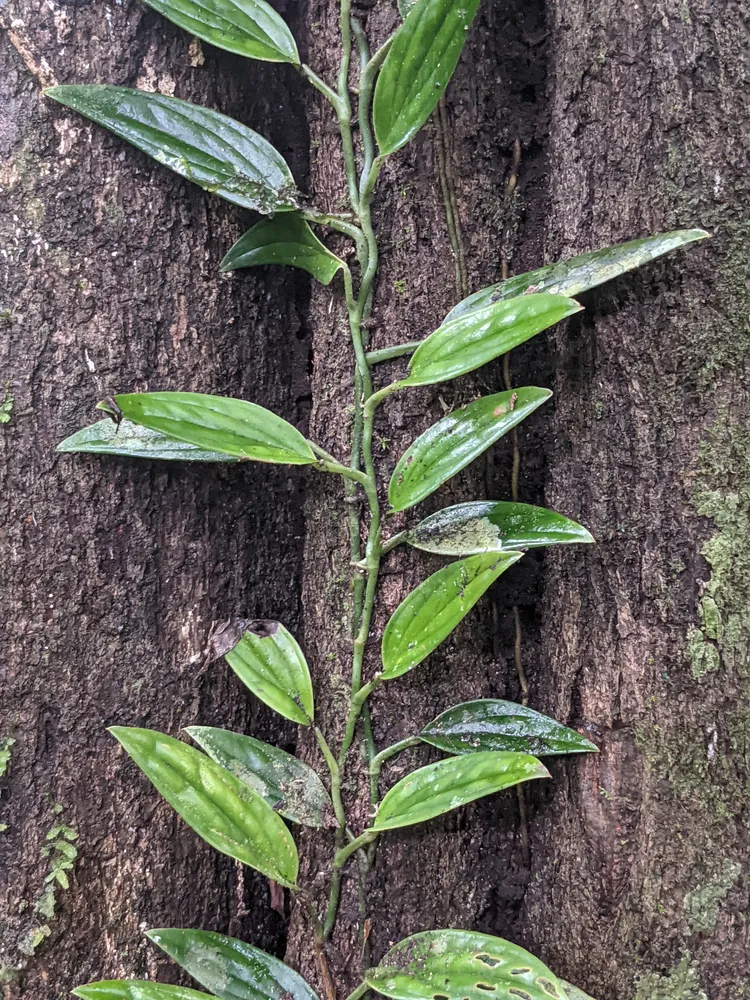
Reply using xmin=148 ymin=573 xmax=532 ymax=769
xmin=50 ymin=0 xmax=707 ymax=998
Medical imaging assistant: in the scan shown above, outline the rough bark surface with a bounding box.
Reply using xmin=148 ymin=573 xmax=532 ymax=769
xmin=0 ymin=3 xmax=309 ymax=995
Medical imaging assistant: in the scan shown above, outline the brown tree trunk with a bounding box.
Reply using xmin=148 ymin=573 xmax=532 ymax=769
xmin=0 ymin=3 xmax=308 ymax=995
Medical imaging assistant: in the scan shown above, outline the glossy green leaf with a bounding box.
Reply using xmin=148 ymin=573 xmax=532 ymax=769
xmin=186 ymin=726 xmax=334 ymax=827
xmin=140 ymin=0 xmax=299 ymax=63
xmin=73 ymin=983 xmax=213 ymax=1000
xmin=381 ymin=552 xmax=522 ymax=678
xmin=57 ymin=417 xmax=238 ymax=462
xmin=45 ymin=86 xmax=299 ymax=214
xmin=373 ymin=0 xmax=480 ymax=155
xmin=114 ymin=392 xmax=316 ymax=465
xmin=365 ymin=929 xmax=568 ymax=1000
xmin=109 ymin=727 xmax=298 ymax=887
xmin=223 ymin=621 xmax=314 ymax=725
xmin=420 ymin=700 xmax=598 ymax=756
xmin=388 ymin=388 xmax=551 ymax=512
xmin=147 ymin=928 xmax=320 ymax=1000
xmin=221 ymin=214 xmax=343 ymax=285
xmin=444 ymin=228 xmax=710 ymax=323
xmin=373 ymin=751 xmax=548 ymax=830
xmin=406 ymin=501 xmax=593 ymax=555
xmin=403 ymin=293 xmax=581 ymax=387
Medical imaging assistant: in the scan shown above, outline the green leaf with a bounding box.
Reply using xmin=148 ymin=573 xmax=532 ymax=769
xmin=444 ymin=228 xmax=710 ymax=323
xmin=221 ymin=214 xmax=343 ymax=285
xmin=420 ymin=700 xmax=598 ymax=756
xmin=114 ymin=392 xmax=316 ymax=465
xmin=223 ymin=621 xmax=314 ymax=725
xmin=388 ymin=388 xmax=551 ymax=512
xmin=381 ymin=552 xmax=522 ymax=679
xmin=186 ymin=726 xmax=334 ymax=827
xmin=45 ymin=86 xmax=299 ymax=214
xmin=109 ymin=727 xmax=298 ymax=887
xmin=73 ymin=984 xmax=213 ymax=1000
xmin=406 ymin=501 xmax=594 ymax=555
xmin=373 ymin=751 xmax=548 ymax=830
xmin=403 ymin=293 xmax=581 ymax=387
xmin=559 ymin=983 xmax=598 ymax=1000
xmin=147 ymin=928 xmax=321 ymax=1000
xmin=373 ymin=0 xmax=481 ymax=155
xmin=57 ymin=417 xmax=239 ymax=462
xmin=365 ymin=929 xmax=568 ymax=1000
xmin=140 ymin=0 xmax=299 ymax=63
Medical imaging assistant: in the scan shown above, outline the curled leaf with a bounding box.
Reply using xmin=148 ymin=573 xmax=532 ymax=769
xmin=221 ymin=214 xmax=344 ymax=285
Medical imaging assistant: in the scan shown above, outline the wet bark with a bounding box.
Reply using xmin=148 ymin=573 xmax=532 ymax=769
xmin=0 ymin=4 xmax=309 ymax=995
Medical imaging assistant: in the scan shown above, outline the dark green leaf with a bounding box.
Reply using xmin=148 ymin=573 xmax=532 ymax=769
xmin=420 ymin=700 xmax=598 ymax=756
xmin=109 ymin=727 xmax=298 ymax=887
xmin=402 ymin=293 xmax=581 ymax=387
xmin=223 ymin=621 xmax=314 ymax=725
xmin=405 ymin=501 xmax=593 ymax=555
xmin=365 ymin=929 xmax=568 ymax=1000
xmin=186 ymin=726 xmax=334 ymax=827
xmin=45 ymin=86 xmax=299 ymax=214
xmin=57 ymin=417 xmax=238 ymax=462
xmin=381 ymin=553 xmax=522 ymax=678
xmin=373 ymin=0 xmax=480 ymax=155
xmin=373 ymin=751 xmax=548 ymax=829
xmin=140 ymin=0 xmax=299 ymax=63
xmin=74 ymin=983 xmax=212 ymax=1000
xmin=388 ymin=388 xmax=551 ymax=512
xmin=147 ymin=928 xmax=321 ymax=1000
xmin=114 ymin=392 xmax=316 ymax=465
xmin=221 ymin=214 xmax=343 ymax=285
xmin=444 ymin=229 xmax=710 ymax=323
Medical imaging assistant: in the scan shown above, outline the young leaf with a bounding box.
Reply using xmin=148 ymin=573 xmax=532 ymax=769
xmin=186 ymin=726 xmax=334 ymax=827
xmin=109 ymin=727 xmax=298 ymax=888
xmin=45 ymin=87 xmax=299 ymax=214
xmin=372 ymin=751 xmax=548 ymax=830
xmin=381 ymin=552 xmax=522 ymax=678
xmin=388 ymin=388 xmax=551 ymax=512
xmin=405 ymin=501 xmax=594 ymax=555
xmin=114 ymin=392 xmax=316 ymax=465
xmin=444 ymin=228 xmax=710 ymax=324
xmin=373 ymin=0 xmax=481 ymax=155
xmin=402 ymin=293 xmax=581 ymax=387
xmin=420 ymin=700 xmax=598 ymax=756
xmin=223 ymin=621 xmax=314 ymax=725
xmin=57 ymin=418 xmax=238 ymax=462
xmin=140 ymin=0 xmax=299 ymax=64
xmin=221 ymin=214 xmax=344 ymax=285
xmin=147 ymin=928 xmax=321 ymax=1000
xmin=74 ymin=983 xmax=212 ymax=1000
xmin=365 ymin=929 xmax=568 ymax=1000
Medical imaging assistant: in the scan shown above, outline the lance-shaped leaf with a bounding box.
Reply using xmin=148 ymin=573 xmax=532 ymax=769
xmin=365 ymin=929 xmax=568 ymax=1000
xmin=45 ymin=86 xmax=299 ymax=214
xmin=405 ymin=501 xmax=594 ymax=555
xmin=114 ymin=392 xmax=316 ymax=465
xmin=389 ymin=388 xmax=551 ymax=512
xmin=402 ymin=293 xmax=581 ymax=387
xmin=74 ymin=983 xmax=214 ymax=1000
xmin=373 ymin=0 xmax=480 ymax=155
xmin=420 ymin=700 xmax=598 ymax=756
xmin=109 ymin=727 xmax=298 ymax=887
xmin=187 ymin=726 xmax=334 ymax=827
xmin=444 ymin=228 xmax=710 ymax=323
xmin=222 ymin=621 xmax=314 ymax=725
xmin=382 ymin=552 xmax=522 ymax=678
xmin=57 ymin=417 xmax=238 ymax=462
xmin=147 ymin=928 xmax=321 ymax=1000
xmin=140 ymin=0 xmax=299 ymax=63
xmin=372 ymin=751 xmax=548 ymax=830
xmin=221 ymin=214 xmax=343 ymax=285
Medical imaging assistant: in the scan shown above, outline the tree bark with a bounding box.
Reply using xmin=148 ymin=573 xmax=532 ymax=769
xmin=0 ymin=4 xmax=308 ymax=995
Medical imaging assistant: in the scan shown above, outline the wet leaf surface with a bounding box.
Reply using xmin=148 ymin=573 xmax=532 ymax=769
xmin=57 ymin=417 xmax=238 ymax=461
xmin=74 ymin=983 xmax=214 ymax=1000
xmin=221 ymin=214 xmax=344 ymax=284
